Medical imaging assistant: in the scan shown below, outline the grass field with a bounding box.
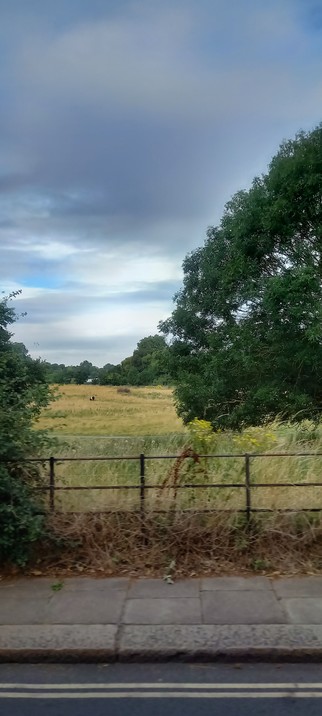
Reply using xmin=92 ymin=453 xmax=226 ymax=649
xmin=34 ymin=386 xmax=322 ymax=515
xmin=38 ymin=384 xmax=185 ymax=436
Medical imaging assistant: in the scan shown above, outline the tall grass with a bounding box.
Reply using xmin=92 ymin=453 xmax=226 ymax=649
xmin=40 ymin=416 xmax=322 ymax=514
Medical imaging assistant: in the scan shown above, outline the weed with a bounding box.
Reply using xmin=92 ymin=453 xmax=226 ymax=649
xmin=51 ymin=580 xmax=64 ymax=591
xmin=164 ymin=558 xmax=176 ymax=584
xmin=251 ymin=557 xmax=272 ymax=571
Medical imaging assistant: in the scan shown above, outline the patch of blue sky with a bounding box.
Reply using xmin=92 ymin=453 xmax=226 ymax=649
xmin=297 ymin=1 xmax=322 ymax=32
xmin=20 ymin=274 xmax=64 ymax=290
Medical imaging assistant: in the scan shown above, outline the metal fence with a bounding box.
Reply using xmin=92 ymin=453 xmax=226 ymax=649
xmin=5 ymin=451 xmax=322 ymax=521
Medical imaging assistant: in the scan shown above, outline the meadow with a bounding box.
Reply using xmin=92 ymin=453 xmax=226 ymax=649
xmin=35 ymin=385 xmax=322 ymax=515
xmin=39 ymin=384 xmax=184 ymax=436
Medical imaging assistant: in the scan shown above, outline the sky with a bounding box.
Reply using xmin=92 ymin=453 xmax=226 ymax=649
xmin=1 ymin=0 xmax=322 ymax=366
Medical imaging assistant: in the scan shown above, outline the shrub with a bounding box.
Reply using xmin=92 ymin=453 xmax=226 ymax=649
xmin=0 ymin=293 xmax=54 ymax=565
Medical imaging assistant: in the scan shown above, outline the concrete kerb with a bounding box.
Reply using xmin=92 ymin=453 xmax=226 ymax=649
xmin=117 ymin=623 xmax=322 ymax=662
xmin=2 ymin=624 xmax=322 ymax=663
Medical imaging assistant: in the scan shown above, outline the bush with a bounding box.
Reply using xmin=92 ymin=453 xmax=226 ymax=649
xmin=0 ymin=465 xmax=46 ymax=565
xmin=0 ymin=293 xmax=54 ymax=565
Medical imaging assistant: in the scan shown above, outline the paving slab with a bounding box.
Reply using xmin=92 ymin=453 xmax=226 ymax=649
xmin=201 ymin=589 xmax=286 ymax=624
xmin=0 ymin=578 xmax=57 ymax=594
xmin=123 ymin=598 xmax=202 ymax=624
xmin=283 ymin=598 xmax=322 ymax=624
xmin=0 ymin=597 xmax=51 ymax=625
xmin=0 ymin=625 xmax=117 ymax=662
xmin=118 ymin=624 xmax=322 ymax=660
xmin=273 ymin=577 xmax=322 ymax=598
xmin=128 ymin=578 xmax=200 ymax=598
xmin=61 ymin=577 xmax=130 ymax=592
xmin=201 ymin=576 xmax=271 ymax=591
xmin=45 ymin=590 xmax=126 ymax=624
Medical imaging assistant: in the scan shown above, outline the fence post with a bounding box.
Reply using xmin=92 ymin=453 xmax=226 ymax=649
xmin=139 ymin=452 xmax=147 ymax=543
xmin=49 ymin=456 xmax=55 ymax=512
xmin=244 ymin=453 xmax=251 ymax=524
xmin=140 ymin=453 xmax=145 ymax=518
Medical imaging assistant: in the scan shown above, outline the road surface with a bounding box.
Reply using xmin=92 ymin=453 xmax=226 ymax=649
xmin=1 ymin=662 xmax=322 ymax=715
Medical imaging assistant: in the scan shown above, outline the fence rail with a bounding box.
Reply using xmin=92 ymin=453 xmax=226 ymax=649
xmin=3 ymin=451 xmax=322 ymax=520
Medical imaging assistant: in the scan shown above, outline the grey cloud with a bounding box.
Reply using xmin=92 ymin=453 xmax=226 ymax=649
xmin=0 ymin=219 xmax=16 ymax=228
xmin=11 ymin=279 xmax=180 ymax=324
xmin=30 ymin=334 xmax=133 ymax=354
xmin=1 ymin=0 xmax=321 ymax=259
xmin=29 ymin=334 xmax=139 ymax=367
xmin=112 ymin=282 xmax=181 ymax=304
xmin=11 ymin=293 xmax=100 ymax=324
xmin=0 ymin=173 xmax=30 ymax=192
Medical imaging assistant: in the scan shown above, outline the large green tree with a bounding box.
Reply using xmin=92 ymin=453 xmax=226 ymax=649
xmin=161 ymin=124 xmax=322 ymax=429
xmin=0 ymin=293 xmax=54 ymax=564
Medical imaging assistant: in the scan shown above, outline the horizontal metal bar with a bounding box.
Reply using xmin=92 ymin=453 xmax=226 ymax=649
xmin=250 ymin=452 xmax=322 ymax=458
xmin=32 ymin=485 xmax=138 ymax=491
xmin=31 ymin=482 xmax=322 ymax=492
xmin=249 ymin=508 xmax=322 ymax=513
xmin=252 ymin=482 xmax=322 ymax=488
xmin=46 ymin=485 xmax=144 ymax=491
xmin=44 ymin=507 xmax=322 ymax=515
xmin=3 ymin=452 xmax=322 ymax=463
xmin=50 ymin=509 xmax=249 ymax=515
xmin=48 ymin=456 xmax=141 ymax=462
xmin=50 ymin=454 xmax=245 ymax=461
xmin=32 ymin=482 xmax=247 ymax=492
xmin=159 ymin=482 xmax=245 ymax=489
xmin=145 ymin=453 xmax=246 ymax=460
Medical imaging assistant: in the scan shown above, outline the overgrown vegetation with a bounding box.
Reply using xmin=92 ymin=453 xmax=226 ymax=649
xmin=36 ymin=511 xmax=322 ymax=577
xmin=34 ymin=407 xmax=322 ymax=514
xmin=34 ymin=411 xmax=322 ymax=576
xmin=9 ymin=385 xmax=322 ymax=575
xmin=0 ymin=292 xmax=54 ymax=565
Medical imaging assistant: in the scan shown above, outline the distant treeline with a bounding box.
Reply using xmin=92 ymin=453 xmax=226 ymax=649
xmin=42 ymin=335 xmax=171 ymax=386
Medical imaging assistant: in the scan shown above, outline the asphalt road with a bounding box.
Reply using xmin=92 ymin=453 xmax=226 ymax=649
xmin=1 ymin=663 xmax=322 ymax=716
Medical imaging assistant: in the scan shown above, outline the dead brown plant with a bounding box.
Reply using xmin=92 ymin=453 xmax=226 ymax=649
xmin=24 ymin=509 xmax=322 ymax=578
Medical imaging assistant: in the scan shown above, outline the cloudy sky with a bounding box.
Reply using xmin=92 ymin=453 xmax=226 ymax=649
xmin=1 ymin=0 xmax=322 ymax=366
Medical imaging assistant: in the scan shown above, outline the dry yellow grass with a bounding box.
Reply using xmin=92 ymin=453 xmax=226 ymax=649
xmin=35 ymin=389 xmax=322 ymax=516
xmin=37 ymin=384 xmax=185 ymax=436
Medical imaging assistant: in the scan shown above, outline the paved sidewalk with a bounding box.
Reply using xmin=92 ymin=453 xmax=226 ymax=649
xmin=1 ymin=575 xmax=322 ymax=661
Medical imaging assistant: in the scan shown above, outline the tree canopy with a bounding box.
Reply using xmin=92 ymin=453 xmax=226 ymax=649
xmin=161 ymin=124 xmax=322 ymax=430
xmin=100 ymin=335 xmax=170 ymax=386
